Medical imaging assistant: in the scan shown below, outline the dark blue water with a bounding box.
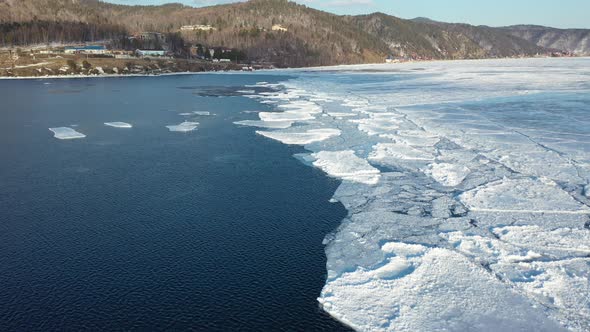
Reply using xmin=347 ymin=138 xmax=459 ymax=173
xmin=0 ymin=75 xmax=351 ymax=331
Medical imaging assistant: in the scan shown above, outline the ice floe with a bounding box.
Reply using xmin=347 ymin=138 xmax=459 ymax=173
xmin=256 ymin=128 xmax=341 ymax=145
xmin=369 ymin=142 xmax=434 ymax=163
xmin=166 ymin=121 xmax=199 ymax=132
xmin=349 ymin=114 xmax=403 ymax=136
xmin=312 ymin=150 xmax=380 ymax=185
xmin=49 ymin=127 xmax=86 ymax=140
xmin=424 ymin=162 xmax=470 ymax=187
xmin=234 ymin=120 xmax=294 ymax=129
xmin=180 ymin=111 xmax=211 ymax=116
xmin=320 ymin=242 xmax=565 ymax=332
xmin=104 ymin=122 xmax=132 ymax=128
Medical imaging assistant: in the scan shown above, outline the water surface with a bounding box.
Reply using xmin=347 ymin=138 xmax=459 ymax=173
xmin=0 ymin=75 xmax=351 ymax=331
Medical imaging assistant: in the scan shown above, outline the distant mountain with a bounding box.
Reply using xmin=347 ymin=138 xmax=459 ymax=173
xmin=502 ymin=25 xmax=590 ymax=55
xmin=1 ymin=0 xmax=587 ymax=66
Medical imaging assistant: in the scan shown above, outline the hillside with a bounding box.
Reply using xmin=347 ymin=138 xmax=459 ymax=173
xmin=344 ymin=13 xmax=558 ymax=60
xmin=0 ymin=0 xmax=389 ymax=66
xmin=0 ymin=0 xmax=587 ymax=67
xmin=502 ymin=25 xmax=590 ymax=55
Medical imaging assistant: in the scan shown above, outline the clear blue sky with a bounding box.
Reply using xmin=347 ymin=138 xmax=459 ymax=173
xmin=106 ymin=0 xmax=590 ymax=29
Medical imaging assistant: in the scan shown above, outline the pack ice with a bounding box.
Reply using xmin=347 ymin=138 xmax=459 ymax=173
xmin=240 ymin=58 xmax=590 ymax=331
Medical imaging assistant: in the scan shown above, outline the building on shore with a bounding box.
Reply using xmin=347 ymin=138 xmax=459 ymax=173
xmin=135 ymin=49 xmax=167 ymax=58
xmin=128 ymin=32 xmax=167 ymax=45
xmin=64 ymin=45 xmax=106 ymax=55
xmin=181 ymin=25 xmax=216 ymax=31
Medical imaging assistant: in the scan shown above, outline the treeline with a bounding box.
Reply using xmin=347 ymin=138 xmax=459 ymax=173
xmin=0 ymin=21 xmax=127 ymax=47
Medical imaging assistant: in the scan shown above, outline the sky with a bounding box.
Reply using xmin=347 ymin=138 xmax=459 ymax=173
xmin=106 ymin=0 xmax=590 ymax=29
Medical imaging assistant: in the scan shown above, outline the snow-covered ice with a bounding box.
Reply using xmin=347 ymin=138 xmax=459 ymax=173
xmin=237 ymin=58 xmax=590 ymax=331
xmin=459 ymin=177 xmax=590 ymax=214
xmin=104 ymin=122 xmax=132 ymax=128
xmin=424 ymin=162 xmax=470 ymax=187
xmin=49 ymin=127 xmax=86 ymax=139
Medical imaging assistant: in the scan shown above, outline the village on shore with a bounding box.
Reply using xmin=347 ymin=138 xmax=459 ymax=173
xmin=0 ymin=25 xmax=290 ymax=78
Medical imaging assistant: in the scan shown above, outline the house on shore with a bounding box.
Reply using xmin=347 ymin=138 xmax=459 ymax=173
xmin=135 ymin=50 xmax=167 ymax=58
xmin=64 ymin=45 xmax=106 ymax=55
xmin=181 ymin=25 xmax=216 ymax=31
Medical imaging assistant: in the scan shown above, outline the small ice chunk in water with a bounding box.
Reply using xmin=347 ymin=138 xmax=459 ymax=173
xmin=104 ymin=122 xmax=132 ymax=128
xmin=193 ymin=111 xmax=211 ymax=116
xmin=49 ymin=127 xmax=86 ymax=139
xmin=166 ymin=121 xmax=199 ymax=132
xmin=258 ymin=111 xmax=316 ymax=122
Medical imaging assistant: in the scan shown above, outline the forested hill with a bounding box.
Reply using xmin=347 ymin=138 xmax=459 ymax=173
xmin=0 ymin=0 xmax=587 ymax=67
xmin=345 ymin=13 xmax=546 ymax=59
xmin=501 ymin=25 xmax=590 ymax=55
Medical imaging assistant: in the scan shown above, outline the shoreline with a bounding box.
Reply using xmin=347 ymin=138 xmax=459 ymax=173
xmin=278 ymin=55 xmax=589 ymax=72
xmin=2 ymin=56 xmax=587 ymax=80
xmin=0 ymin=71 xmax=221 ymax=80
